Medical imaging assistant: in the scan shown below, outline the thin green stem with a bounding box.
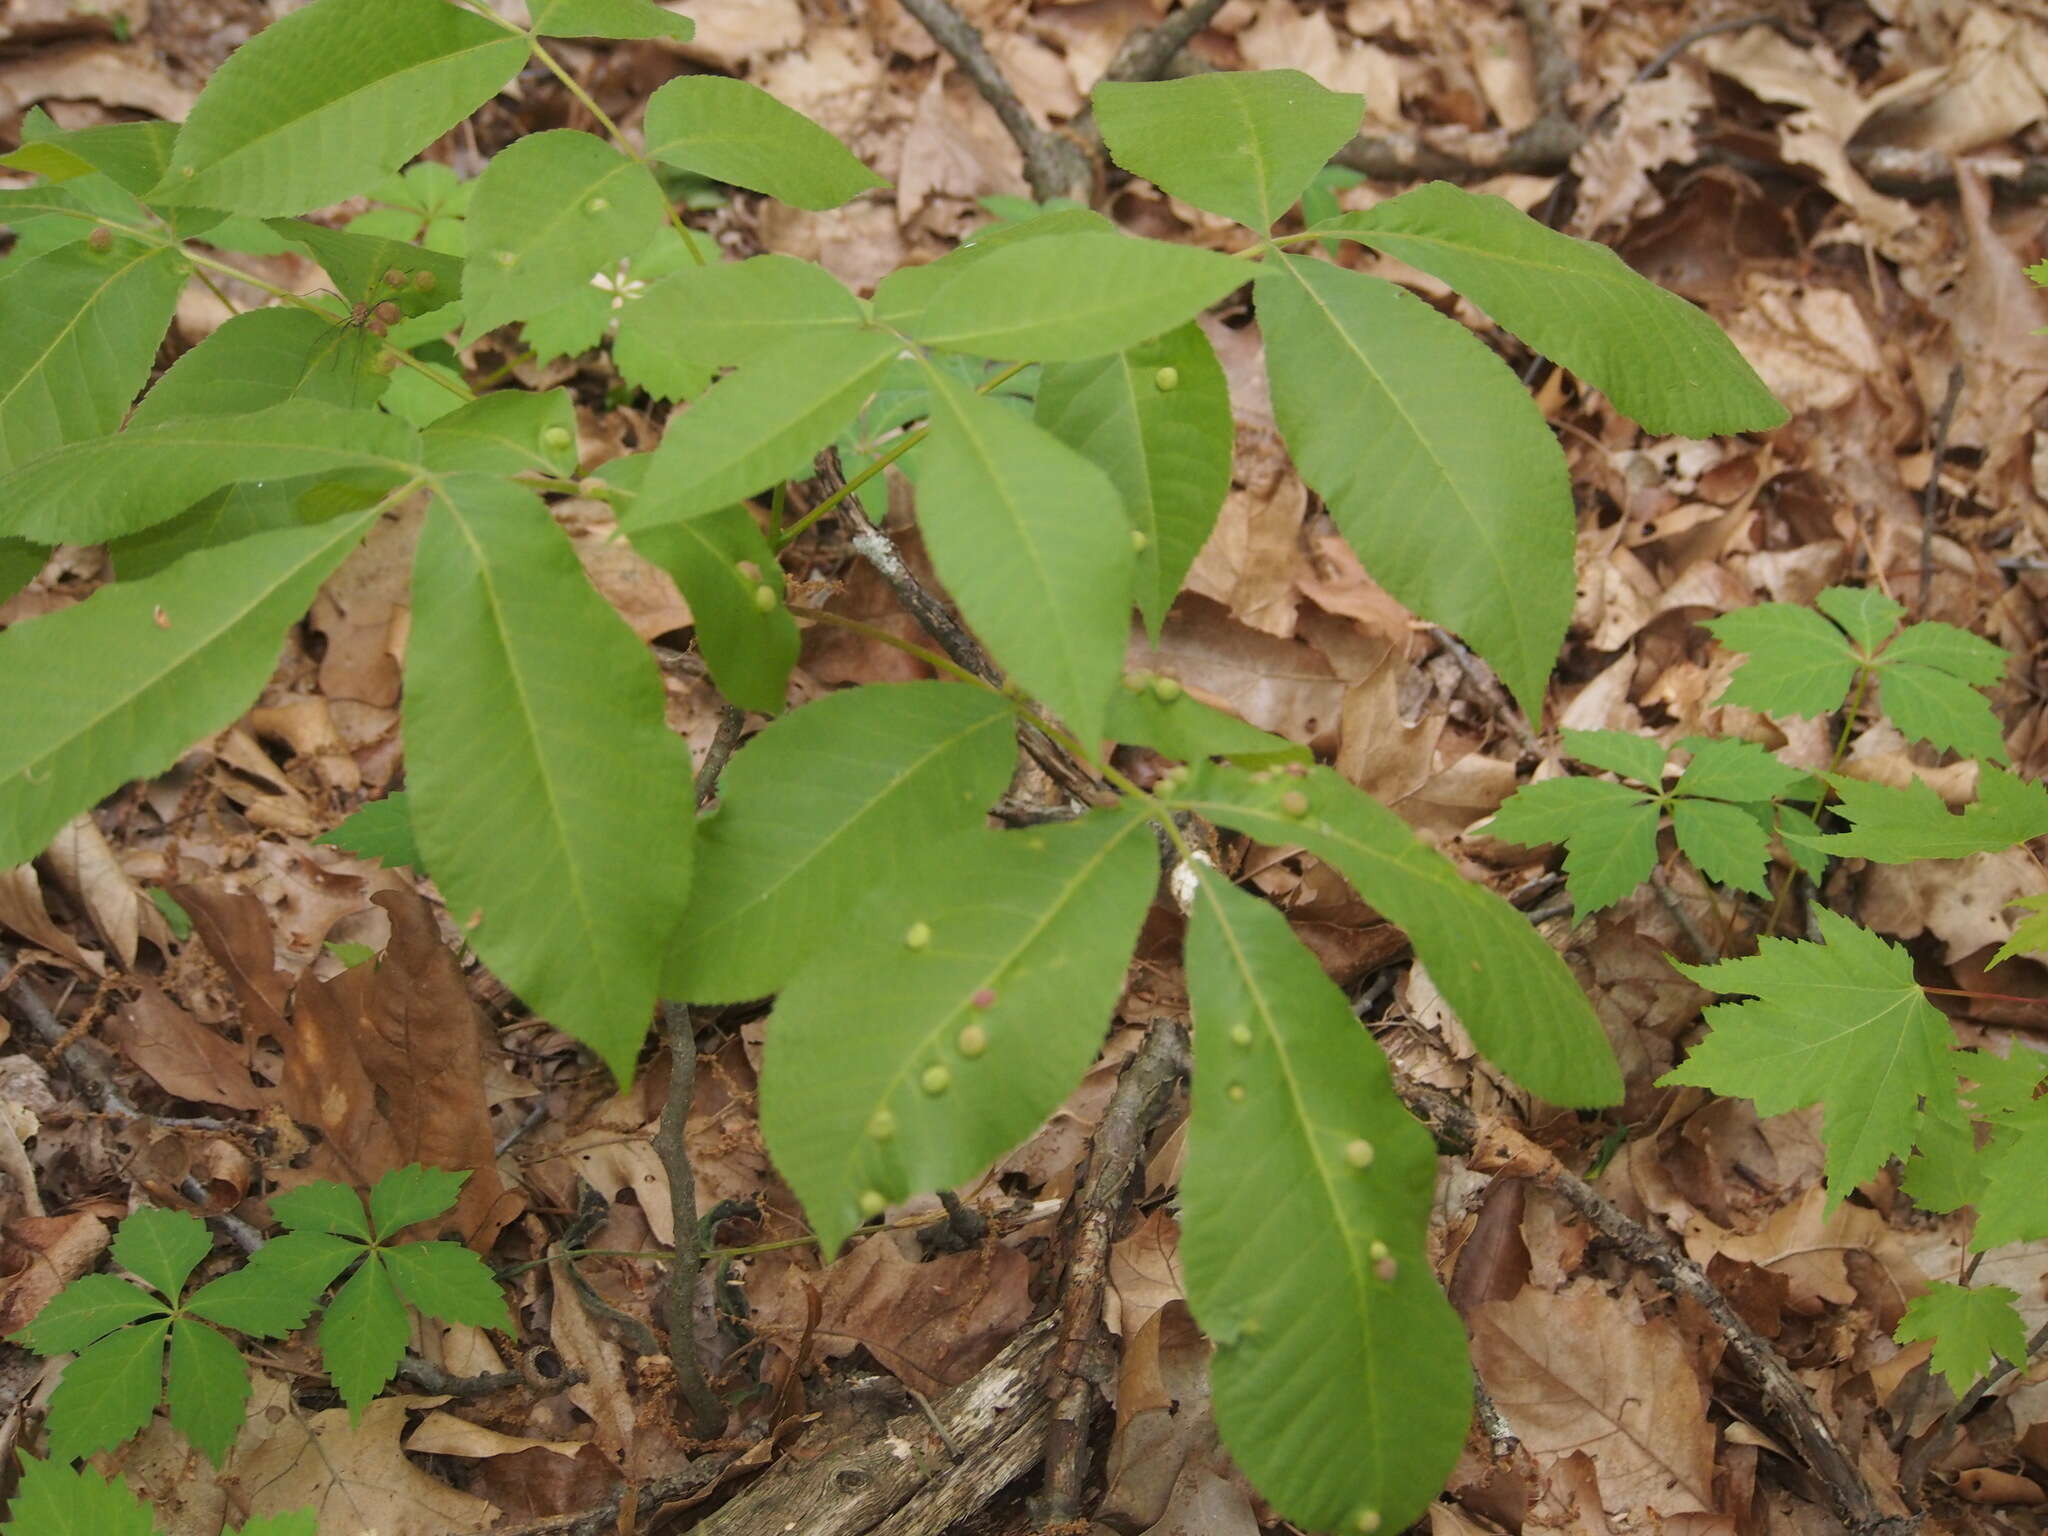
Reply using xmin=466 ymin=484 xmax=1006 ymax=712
xmin=1763 ymin=666 xmax=1874 ymax=938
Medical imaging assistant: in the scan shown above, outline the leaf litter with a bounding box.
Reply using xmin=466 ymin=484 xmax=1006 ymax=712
xmin=7 ymin=0 xmax=2048 ymax=1532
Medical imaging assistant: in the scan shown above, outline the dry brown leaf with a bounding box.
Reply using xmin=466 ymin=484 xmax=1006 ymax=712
xmin=41 ymin=814 xmax=172 ymax=968
xmin=104 ymin=982 xmax=268 ymax=1112
xmin=307 ymin=500 xmax=421 ymax=708
xmin=0 ymin=1211 xmax=108 ymax=1339
xmin=404 ymin=1410 xmax=589 ymax=1460
xmin=0 ymin=862 xmax=105 ymax=975
xmin=1105 ymin=1207 xmax=1183 ymax=1338
xmin=1469 ymin=1283 xmax=1718 ymax=1516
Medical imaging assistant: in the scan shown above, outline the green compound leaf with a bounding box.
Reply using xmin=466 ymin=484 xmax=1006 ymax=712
xmin=1793 ymin=768 xmax=2048 ymax=863
xmin=616 ymin=254 xmax=866 ymax=371
xmin=0 ymin=400 xmax=419 ymax=544
xmin=1183 ymin=871 xmax=1469 ymax=1535
xmin=320 ymin=1257 xmax=409 ymax=1419
xmin=627 ymin=505 xmax=797 ymax=715
xmin=317 ymin=792 xmax=420 ymax=869
xmin=531 ymin=0 xmax=693 ymax=39
xmin=909 ymin=234 xmax=1246 ymax=362
xmin=1486 ymin=774 xmax=1658 ymax=915
xmin=1036 ymin=322 xmax=1232 ymax=637
xmin=45 ymin=1316 xmax=169 ymax=1463
xmin=871 ymin=207 xmax=1113 ymax=332
xmin=1974 ymin=1107 xmax=2048 ymax=1248
xmin=129 ymin=309 xmax=383 ymax=430
xmin=0 ymin=1456 xmax=156 ymax=1536
xmin=1670 ymin=797 xmax=1772 ymax=896
xmin=1107 ymin=677 xmax=1308 ymax=768
xmin=460 ymin=131 xmax=669 ymax=343
xmin=1258 ymin=255 xmax=1572 ymax=718
xmin=236 ymin=1515 xmax=319 ymax=1536
xmin=1704 ymin=601 xmax=1861 ymax=718
xmin=380 ymin=1242 xmax=513 ymax=1331
xmin=1876 ymin=656 xmax=2009 ymax=763
xmin=1174 ymin=762 xmax=1621 ymax=1106
xmin=3 ymin=117 xmax=177 ymax=195
xmin=917 ymin=365 xmax=1132 ymax=752
xmin=368 ymin=1164 xmax=467 ymax=1238
xmin=1671 ymin=737 xmax=1811 ymax=802
xmin=1562 ymin=728 xmax=1666 ymax=785
xmin=1094 ymin=71 xmax=1364 ymax=233
xmin=645 ymin=75 xmax=887 ymax=211
xmin=185 ymin=1233 xmax=356 ymax=1338
xmin=418 ymin=390 xmax=579 ymax=479
xmin=111 ymin=1207 xmax=211 ymax=1300
xmin=1992 ymin=891 xmax=2048 ymax=968
xmin=12 ymin=1274 xmax=164 ymax=1355
xmin=1879 ymin=618 xmax=2010 ymax=687
xmin=626 ymin=327 xmax=899 ymax=529
xmin=1313 ymin=183 xmax=1787 ymax=435
xmin=666 ymin=683 xmax=1016 ymax=1004
xmin=0 ymin=509 xmax=379 ymax=871
xmin=166 ymin=1318 xmax=249 ymax=1464
xmin=265 ymin=219 xmax=466 ymax=322
xmin=0 ymin=538 xmax=44 ymax=604
xmin=273 ymin=1180 xmax=375 ymax=1241
xmin=1815 ymin=584 xmax=1904 ymax=651
xmin=0 ymin=237 xmax=185 ymax=475
xmin=1662 ymin=906 xmax=1958 ymax=1201
xmin=762 ymin=810 xmax=1157 ymax=1254
xmin=406 ymin=476 xmax=695 ymax=1082
xmin=1895 ymin=1281 xmax=2027 ymax=1396
xmin=149 ymin=0 xmax=526 ymax=217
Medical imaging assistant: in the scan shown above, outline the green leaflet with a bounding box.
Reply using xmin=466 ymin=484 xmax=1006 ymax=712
xmin=419 ymin=388 xmax=580 ymax=477
xmin=1793 ymin=767 xmax=2048 ymax=863
xmin=115 ymin=1206 xmax=212 ymax=1298
xmin=166 ymin=1320 xmax=249 ymax=1465
xmin=1184 ymin=871 xmax=1469 ymax=1535
xmin=917 ymin=364 xmax=1132 ymax=751
xmin=644 ymin=75 xmax=887 ymax=211
xmin=265 ymin=218 xmax=466 ymax=320
xmin=1313 ymin=183 xmax=1786 ymax=436
xmin=1036 ymin=321 xmax=1232 ymax=636
xmin=1107 ymin=675 xmax=1308 ymax=768
xmin=871 ymin=207 xmax=1113 ymax=333
xmin=148 ymin=0 xmax=527 ymax=217
xmin=761 ymin=809 xmax=1157 ymax=1253
xmin=614 ymin=254 xmax=866 ymax=370
xmin=317 ymin=793 xmax=420 ymax=870
xmin=1663 ymin=906 xmax=1959 ymax=1202
xmin=0 ymin=236 xmax=186 ymax=474
xmin=0 ymin=538 xmax=45 ymax=604
xmin=665 ymin=682 xmax=1017 ymax=1003
xmin=0 ymin=400 xmax=420 ymax=544
xmin=1488 ymin=775 xmax=1661 ymax=913
xmin=3 ymin=115 xmax=177 ymax=194
xmin=1895 ymin=1282 xmax=2027 ymax=1396
xmin=625 ymin=327 xmax=900 ymax=529
xmin=1993 ymin=891 xmax=2048 ymax=967
xmin=404 ymin=476 xmax=695 ymax=1081
xmin=626 ymin=505 xmax=797 ymax=715
xmin=0 ymin=508 xmax=380 ymax=869
xmin=530 ymin=0 xmax=694 ymax=39
xmin=1 ymin=1457 xmax=156 ymax=1536
xmin=1093 ymin=71 xmax=1364 ymax=233
xmin=129 ymin=308 xmax=384 ymax=429
xmin=1169 ymin=761 xmax=1621 ymax=1106
xmin=908 ymin=233 xmax=1246 ymax=361
xmin=460 ymin=131 xmax=669 ymax=342
xmin=1257 ymin=254 xmax=1573 ymax=718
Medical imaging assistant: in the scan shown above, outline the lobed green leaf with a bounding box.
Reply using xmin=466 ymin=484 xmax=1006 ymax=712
xmin=1794 ymin=767 xmax=2048 ymax=863
xmin=12 ymin=1274 xmax=163 ymax=1356
xmin=379 ymin=1242 xmax=512 ymax=1331
xmin=186 ymin=1232 xmax=357 ymax=1338
xmin=44 ymin=1317 xmax=168 ymax=1463
xmin=1704 ymin=602 xmax=1860 ymax=718
xmin=368 ymin=1164 xmax=467 ymax=1238
xmin=319 ymin=1258 xmax=409 ymax=1419
xmin=1895 ymin=1282 xmax=2027 ymax=1396
xmin=0 ymin=1456 xmax=156 ymax=1536
xmin=111 ymin=1208 xmax=211 ymax=1301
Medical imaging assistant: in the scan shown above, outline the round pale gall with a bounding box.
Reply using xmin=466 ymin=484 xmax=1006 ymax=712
xmin=412 ymin=270 xmax=437 ymax=293
xmin=1229 ymin=1023 xmax=1254 ymax=1048
xmin=1345 ymin=1139 xmax=1375 ymax=1169
xmin=1356 ymin=1512 xmax=1383 ymax=1534
xmin=1122 ymin=670 xmax=1152 ymax=693
xmin=1130 ymin=528 xmax=1150 ymax=552
xmin=541 ymin=425 xmax=573 ymax=452
xmin=858 ymin=1189 xmax=889 ymax=1218
xmin=920 ymin=1064 xmax=952 ymax=1096
xmin=1154 ymin=365 xmax=1179 ymax=391
xmin=1278 ymin=790 xmax=1311 ymax=818
xmin=904 ymin=921 xmax=933 ymax=950
xmin=1151 ymin=675 xmax=1183 ymax=703
xmin=1226 ymin=1082 xmax=1247 ymax=1103
xmin=956 ymin=1024 xmax=988 ymax=1058
xmin=86 ymin=225 xmax=113 ymax=252
xmin=751 ymin=584 xmax=779 ymax=613
xmin=1374 ymin=1255 xmax=1399 ymax=1283
xmin=866 ymin=1108 xmax=896 ymax=1142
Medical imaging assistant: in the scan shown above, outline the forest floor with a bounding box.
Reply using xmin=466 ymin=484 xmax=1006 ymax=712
xmin=4 ymin=0 xmax=2048 ymax=1534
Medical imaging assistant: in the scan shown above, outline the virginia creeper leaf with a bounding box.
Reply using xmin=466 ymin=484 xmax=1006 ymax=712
xmin=185 ymin=1235 xmax=353 ymax=1338
xmin=380 ymin=1242 xmax=513 ymax=1331
xmin=1258 ymin=254 xmax=1573 ymax=717
xmin=1704 ymin=601 xmax=1860 ymax=717
xmin=149 ymin=0 xmax=527 ymax=217
xmin=644 ymin=75 xmax=887 ymax=210
xmin=166 ymin=1318 xmax=248 ymax=1464
xmin=1093 ymin=71 xmax=1364 ymax=232
xmin=665 ymin=682 xmax=1016 ymax=1003
xmin=762 ymin=810 xmax=1157 ymax=1253
xmin=1036 ymin=321 xmax=1232 ymax=636
xmin=405 ymin=476 xmax=694 ymax=1081
xmin=1171 ymin=761 xmax=1621 ymax=1105
xmin=460 ymin=130 xmax=668 ymax=343
xmin=0 ymin=508 xmax=380 ymax=869
xmin=1672 ymin=737 xmax=1811 ymax=802
xmin=45 ymin=1317 xmax=169 ymax=1463
xmin=367 ymin=1164 xmax=466 ymax=1238
xmin=1314 ymin=183 xmax=1787 ymax=435
xmin=531 ymin=0 xmax=694 ymax=39
xmin=112 ymin=1207 xmax=211 ymax=1301
xmin=1895 ymin=1282 xmax=2027 ymax=1396
xmin=1663 ymin=906 xmax=1957 ymax=1201
xmin=12 ymin=1274 xmax=162 ymax=1355
xmin=917 ymin=364 xmax=1132 ymax=751
xmin=0 ymin=1456 xmax=156 ymax=1536
xmin=272 ymin=1180 xmax=374 ymax=1241
xmin=1670 ymin=797 xmax=1772 ymax=895
xmin=320 ymin=1258 xmax=409 ymax=1419
xmin=1815 ymin=584 xmax=1904 ymax=651
xmin=1183 ymin=870 xmax=1469 ymax=1535
xmin=1561 ymin=728 xmax=1666 ymax=785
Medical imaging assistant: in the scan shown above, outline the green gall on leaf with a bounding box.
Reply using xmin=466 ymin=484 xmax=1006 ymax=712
xmin=1227 ymin=1081 xmax=1247 ymax=1102
xmin=904 ymin=920 xmax=933 ymax=950
xmin=1122 ymin=670 xmax=1152 ymax=693
xmin=1345 ymin=1139 xmax=1375 ymax=1168
xmin=920 ymin=1063 xmax=952 ymax=1095
xmin=865 ymin=1108 xmax=896 ymax=1142
xmin=586 ymin=196 xmax=609 ymax=213
xmin=1151 ymin=675 xmax=1183 ymax=703
xmin=383 ymin=267 xmax=406 ymax=288
xmin=1229 ymin=1023 xmax=1254 ymax=1047
xmin=751 ymin=584 xmax=779 ymax=613
xmin=87 ymin=225 xmax=113 ymax=252
xmin=541 ymin=426 xmax=573 ymax=451
xmin=1278 ymin=790 xmax=1311 ymax=818
xmin=1357 ymin=1512 xmax=1383 ymax=1534
xmin=1155 ymin=365 xmax=1180 ymax=391
xmin=858 ymin=1190 xmax=888 ymax=1218
xmin=1368 ymin=1239 xmax=1390 ymax=1261
xmin=1130 ymin=528 xmax=1150 ymax=552
xmin=956 ymin=1023 xmax=988 ymax=1058
xmin=413 ymin=270 xmax=437 ymax=293
xmin=495 ymin=250 xmax=517 ymax=268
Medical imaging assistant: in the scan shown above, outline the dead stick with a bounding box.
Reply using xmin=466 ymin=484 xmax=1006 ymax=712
xmin=1036 ymin=1020 xmax=1192 ymax=1524
xmin=653 ymin=1000 xmax=726 ymax=1437
xmin=1917 ymin=363 xmax=1965 ymax=613
xmin=1401 ymin=1082 xmax=1912 ymax=1536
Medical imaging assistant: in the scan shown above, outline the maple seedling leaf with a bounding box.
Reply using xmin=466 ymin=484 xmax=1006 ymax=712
xmin=9 ymin=1206 xmax=258 ymax=1465
xmin=1661 ymin=906 xmax=1958 ymax=1201
xmin=1895 ymin=1281 xmax=2028 ymax=1396
xmin=1789 ymin=766 xmax=2048 ymax=865
xmin=1705 ymin=585 xmax=2010 ymax=761
xmin=1992 ymin=891 xmax=2048 ymax=969
xmin=234 ymin=1165 xmax=513 ymax=1419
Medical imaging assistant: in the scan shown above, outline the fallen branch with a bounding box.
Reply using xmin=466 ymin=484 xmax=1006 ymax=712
xmin=653 ymin=1000 xmax=726 ymax=1436
xmin=1036 ymin=1020 xmax=1192 ymax=1524
xmin=1401 ymin=1083 xmax=1913 ymax=1536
